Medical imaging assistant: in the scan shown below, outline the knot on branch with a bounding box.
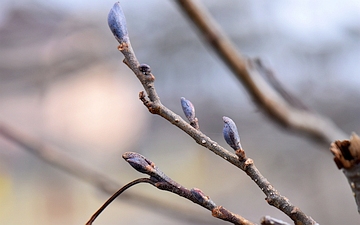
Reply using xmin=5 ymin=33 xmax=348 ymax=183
xmin=138 ymin=64 xmax=156 ymax=82
xmin=235 ymin=149 xmax=246 ymax=160
xmin=265 ymin=191 xmax=286 ymax=208
xmin=243 ymin=158 xmax=253 ymax=170
xmin=139 ymin=91 xmax=160 ymax=114
xmin=117 ymin=43 xmax=129 ymax=51
xmin=212 ymin=206 xmax=232 ymax=220
xmin=265 ymin=193 xmax=277 ymax=205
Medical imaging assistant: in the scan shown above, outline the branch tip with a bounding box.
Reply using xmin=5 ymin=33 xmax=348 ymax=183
xmin=223 ymin=116 xmax=242 ymax=151
xmin=122 ymin=152 xmax=156 ymax=175
xmin=108 ymin=2 xmax=130 ymax=45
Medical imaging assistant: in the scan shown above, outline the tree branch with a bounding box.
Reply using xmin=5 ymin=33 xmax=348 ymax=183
xmin=107 ymin=2 xmax=318 ymax=224
xmin=87 ymin=152 xmax=255 ymax=225
xmin=174 ymin=0 xmax=348 ymax=144
xmin=121 ymin=152 xmax=255 ymax=225
xmin=0 ymin=121 xmax=217 ymax=224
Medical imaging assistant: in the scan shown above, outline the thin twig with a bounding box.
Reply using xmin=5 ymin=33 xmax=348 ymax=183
xmin=87 ymin=152 xmax=255 ymax=225
xmin=0 ymin=121 xmax=217 ymax=225
xmin=174 ymin=0 xmax=347 ymax=144
xmin=107 ymin=2 xmax=318 ymax=224
xmin=86 ymin=178 xmax=153 ymax=225
xmin=122 ymin=152 xmax=255 ymax=225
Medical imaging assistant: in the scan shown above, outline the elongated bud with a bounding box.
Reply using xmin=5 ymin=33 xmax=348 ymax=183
xmin=122 ymin=152 xmax=155 ymax=174
xmin=223 ymin=116 xmax=242 ymax=150
xmin=108 ymin=2 xmax=129 ymax=44
xmin=181 ymin=97 xmax=195 ymax=121
xmin=181 ymin=97 xmax=199 ymax=129
xmin=122 ymin=152 xmax=175 ymax=184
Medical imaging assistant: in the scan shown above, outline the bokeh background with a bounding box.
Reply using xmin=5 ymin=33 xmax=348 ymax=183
xmin=0 ymin=0 xmax=360 ymax=224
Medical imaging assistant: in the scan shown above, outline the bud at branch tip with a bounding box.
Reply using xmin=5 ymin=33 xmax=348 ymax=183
xmin=222 ymin=116 xmax=242 ymax=150
xmin=108 ymin=2 xmax=130 ymax=45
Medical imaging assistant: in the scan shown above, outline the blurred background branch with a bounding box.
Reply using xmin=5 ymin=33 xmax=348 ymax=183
xmin=0 ymin=121 xmax=217 ymax=225
xmin=174 ymin=0 xmax=348 ymax=144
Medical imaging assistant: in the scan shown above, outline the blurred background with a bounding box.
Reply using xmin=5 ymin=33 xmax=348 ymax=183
xmin=0 ymin=0 xmax=359 ymax=224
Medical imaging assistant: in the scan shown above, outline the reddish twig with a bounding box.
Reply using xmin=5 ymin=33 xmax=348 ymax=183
xmin=86 ymin=178 xmax=153 ymax=225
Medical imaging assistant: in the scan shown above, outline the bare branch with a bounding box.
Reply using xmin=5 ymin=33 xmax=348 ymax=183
xmin=87 ymin=151 xmax=255 ymax=225
xmin=107 ymin=2 xmax=318 ymax=224
xmin=0 ymin=121 xmax=217 ymax=225
xmin=174 ymin=0 xmax=348 ymax=144
xmin=122 ymin=152 xmax=255 ymax=225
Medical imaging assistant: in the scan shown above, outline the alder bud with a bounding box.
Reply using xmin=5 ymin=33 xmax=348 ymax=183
xmin=223 ymin=116 xmax=242 ymax=150
xmin=181 ymin=97 xmax=196 ymax=122
xmin=108 ymin=2 xmax=129 ymax=44
xmin=122 ymin=152 xmax=155 ymax=174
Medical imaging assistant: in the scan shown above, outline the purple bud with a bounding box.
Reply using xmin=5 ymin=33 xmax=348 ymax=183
xmin=122 ymin=152 xmax=155 ymax=174
xmin=223 ymin=116 xmax=242 ymax=150
xmin=139 ymin=64 xmax=151 ymax=75
xmin=181 ymin=97 xmax=196 ymax=122
xmin=108 ymin=2 xmax=129 ymax=44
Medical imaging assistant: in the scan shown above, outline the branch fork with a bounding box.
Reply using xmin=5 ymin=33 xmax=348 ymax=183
xmin=86 ymin=151 xmax=254 ymax=225
xmin=101 ymin=2 xmax=319 ymax=225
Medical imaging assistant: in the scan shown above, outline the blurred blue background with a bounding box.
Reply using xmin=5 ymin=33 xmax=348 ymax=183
xmin=0 ymin=0 xmax=359 ymax=224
